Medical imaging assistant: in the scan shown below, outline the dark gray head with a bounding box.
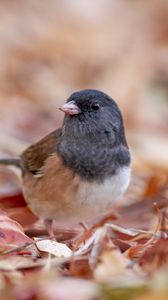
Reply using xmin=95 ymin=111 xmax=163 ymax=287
xmin=58 ymin=89 xmax=130 ymax=181
xmin=60 ymin=89 xmax=128 ymax=147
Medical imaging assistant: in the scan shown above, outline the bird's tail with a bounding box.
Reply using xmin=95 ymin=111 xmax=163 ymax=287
xmin=0 ymin=158 xmax=21 ymax=168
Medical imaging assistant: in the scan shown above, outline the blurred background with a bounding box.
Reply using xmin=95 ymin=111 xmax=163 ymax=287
xmin=0 ymin=4 xmax=168 ymax=297
xmin=0 ymin=0 xmax=168 ymax=184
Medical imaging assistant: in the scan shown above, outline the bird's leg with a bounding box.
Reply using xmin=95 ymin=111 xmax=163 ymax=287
xmin=44 ymin=219 xmax=55 ymax=238
xmin=79 ymin=222 xmax=89 ymax=231
xmin=72 ymin=213 xmax=118 ymax=250
xmin=71 ymin=222 xmax=92 ymax=250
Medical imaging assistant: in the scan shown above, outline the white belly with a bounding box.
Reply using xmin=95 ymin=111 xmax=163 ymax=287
xmin=70 ymin=166 xmax=131 ymax=222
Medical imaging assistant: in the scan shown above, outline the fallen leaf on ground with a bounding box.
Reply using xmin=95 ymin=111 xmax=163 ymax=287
xmin=94 ymin=248 xmax=131 ymax=281
xmin=35 ymin=239 xmax=72 ymax=258
xmin=0 ymin=255 xmax=66 ymax=272
xmin=139 ymin=238 xmax=168 ymax=274
xmin=41 ymin=278 xmax=98 ymax=300
xmin=0 ymin=209 xmax=34 ymax=253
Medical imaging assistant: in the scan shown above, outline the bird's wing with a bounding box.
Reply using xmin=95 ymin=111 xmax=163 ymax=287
xmin=21 ymin=128 xmax=62 ymax=176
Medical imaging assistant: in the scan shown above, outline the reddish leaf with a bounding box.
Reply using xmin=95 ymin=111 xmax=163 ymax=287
xmin=8 ymin=207 xmax=38 ymax=228
xmin=0 ymin=193 xmax=26 ymax=209
xmin=139 ymin=238 xmax=168 ymax=273
xmin=0 ymin=209 xmax=33 ymax=252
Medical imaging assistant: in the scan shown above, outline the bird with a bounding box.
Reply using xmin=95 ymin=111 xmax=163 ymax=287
xmin=0 ymin=89 xmax=131 ymax=236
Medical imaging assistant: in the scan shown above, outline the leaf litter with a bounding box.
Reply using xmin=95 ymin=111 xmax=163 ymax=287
xmin=0 ymin=1 xmax=168 ymax=299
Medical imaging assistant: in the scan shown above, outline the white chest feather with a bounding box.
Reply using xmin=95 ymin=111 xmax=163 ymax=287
xmin=75 ymin=166 xmax=131 ymax=220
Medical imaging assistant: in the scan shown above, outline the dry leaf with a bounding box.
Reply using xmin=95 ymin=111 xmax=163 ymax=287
xmin=0 ymin=255 xmax=66 ymax=272
xmin=0 ymin=209 xmax=33 ymax=252
xmin=94 ymin=248 xmax=131 ymax=281
xmin=35 ymin=239 xmax=72 ymax=258
xmin=41 ymin=278 xmax=98 ymax=300
xmin=139 ymin=238 xmax=168 ymax=273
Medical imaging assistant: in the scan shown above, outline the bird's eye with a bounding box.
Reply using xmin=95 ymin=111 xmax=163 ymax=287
xmin=91 ymin=103 xmax=100 ymax=111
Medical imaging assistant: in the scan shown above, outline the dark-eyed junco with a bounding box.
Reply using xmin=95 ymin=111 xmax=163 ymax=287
xmin=0 ymin=89 xmax=131 ymax=235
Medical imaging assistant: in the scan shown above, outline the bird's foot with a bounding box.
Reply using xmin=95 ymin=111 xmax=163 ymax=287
xmin=71 ymin=212 xmax=118 ymax=251
xmin=44 ymin=219 xmax=55 ymax=239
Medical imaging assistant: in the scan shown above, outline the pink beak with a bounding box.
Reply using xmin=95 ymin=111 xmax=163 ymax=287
xmin=59 ymin=101 xmax=81 ymax=115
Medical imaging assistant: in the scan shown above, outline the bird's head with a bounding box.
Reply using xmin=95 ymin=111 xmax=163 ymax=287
xmin=59 ymin=89 xmax=127 ymax=147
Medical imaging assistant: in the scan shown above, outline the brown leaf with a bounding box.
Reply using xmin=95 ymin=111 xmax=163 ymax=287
xmin=8 ymin=207 xmax=38 ymax=228
xmin=139 ymin=238 xmax=168 ymax=273
xmin=0 ymin=209 xmax=33 ymax=252
xmin=94 ymin=248 xmax=131 ymax=281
